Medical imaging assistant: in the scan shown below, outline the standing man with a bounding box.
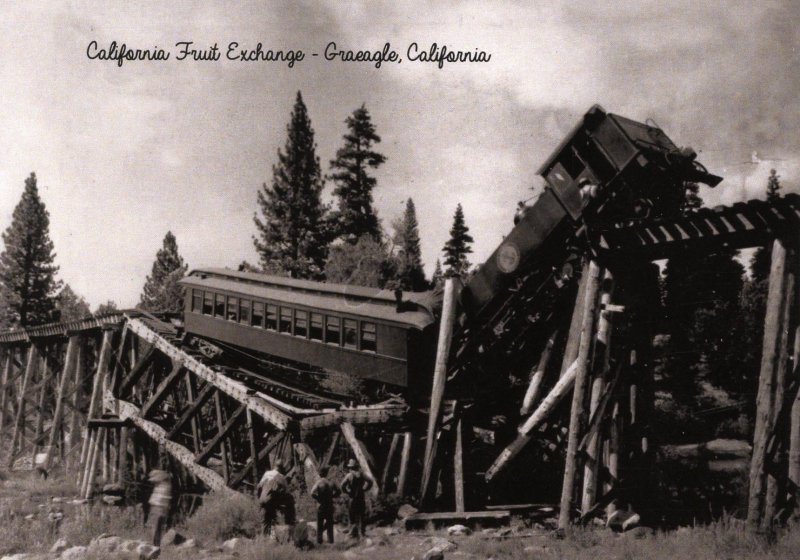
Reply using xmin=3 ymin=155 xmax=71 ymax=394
xmin=341 ymin=458 xmax=373 ymax=539
xmin=147 ymin=469 xmax=173 ymax=547
xmin=257 ymin=460 xmax=296 ymax=536
xmin=310 ymin=466 xmax=340 ymax=544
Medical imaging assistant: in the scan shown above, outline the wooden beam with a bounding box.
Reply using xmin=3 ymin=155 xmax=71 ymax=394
xmin=245 ymin=409 xmax=259 ymax=495
xmin=521 ymin=331 xmax=558 ymax=415
xmin=140 ymin=360 xmax=185 ymax=418
xmin=117 ymin=344 xmax=157 ymax=397
xmin=110 ymin=391 xmax=235 ymax=493
xmin=454 ymin=418 xmax=465 ymax=512
xmin=197 ymin=401 xmax=247 ymax=467
xmin=6 ymin=343 xmax=39 ymax=468
xmin=30 ymin=351 xmax=50 ymax=465
xmin=420 ymin=277 xmax=458 ymax=502
xmin=582 ymin=270 xmax=615 ymax=515
xmin=748 ymin=239 xmax=789 ymax=531
xmin=788 ymin=325 xmax=800 ymax=511
xmin=126 ymin=318 xmax=291 ymax=429
xmin=44 ymin=336 xmax=80 ymax=469
xmin=0 ymin=349 xmax=13 ymax=437
xmin=340 ymin=421 xmax=379 ymax=498
xmin=166 ymin=381 xmax=215 ymax=441
xmin=397 ymin=431 xmax=412 ymax=498
xmin=78 ymin=329 xmax=113 ymax=477
xmin=184 ymin=373 xmax=202 ymax=453
xmin=559 ymin=260 xmax=601 ymax=530
xmin=228 ymin=430 xmax=284 ymax=489
xmin=66 ymin=339 xmax=85 ymax=473
xmin=381 ymin=433 xmax=400 ymax=493
xmin=320 ymin=431 xmax=340 ymax=470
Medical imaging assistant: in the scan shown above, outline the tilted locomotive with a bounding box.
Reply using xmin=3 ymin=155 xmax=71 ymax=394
xmin=179 ymin=105 xmax=720 ymax=398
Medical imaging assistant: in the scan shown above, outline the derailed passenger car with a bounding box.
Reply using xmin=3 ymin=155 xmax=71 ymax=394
xmin=179 ymin=268 xmax=438 ymax=389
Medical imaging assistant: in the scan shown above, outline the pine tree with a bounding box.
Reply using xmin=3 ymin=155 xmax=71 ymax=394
xmin=330 ymin=104 xmax=386 ymax=243
xmin=392 ymin=198 xmax=427 ymax=291
xmin=324 ymin=235 xmax=396 ymax=288
xmin=254 ymin=91 xmax=329 ymax=278
xmin=750 ymin=169 xmax=782 ymax=282
xmin=55 ymin=284 xmax=91 ymax=322
xmin=0 ymin=173 xmax=61 ymax=327
xmin=431 ymin=259 xmax=444 ymax=287
xmin=139 ymin=231 xmax=187 ymax=313
xmin=442 ymin=204 xmax=474 ymax=277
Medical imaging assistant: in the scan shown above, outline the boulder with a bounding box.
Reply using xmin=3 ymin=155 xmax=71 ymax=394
xmin=423 ymin=549 xmax=444 ymax=560
xmin=61 ymin=546 xmax=88 ymax=560
xmin=447 ymin=524 xmax=471 ymax=536
xmin=176 ymin=539 xmax=198 ymax=550
xmin=102 ymin=495 xmax=123 ymax=506
xmin=397 ymin=504 xmax=418 ymax=520
xmin=136 ymin=543 xmax=161 ymax=560
xmin=421 ymin=537 xmax=457 ymax=553
xmin=50 ymin=538 xmax=69 ymax=554
xmin=90 ymin=534 xmax=123 ymax=553
xmin=271 ymin=525 xmax=292 ymax=544
xmin=221 ymin=537 xmax=249 ymax=553
xmin=607 ymin=510 xmax=640 ymax=532
xmin=160 ymin=529 xmax=186 ymax=547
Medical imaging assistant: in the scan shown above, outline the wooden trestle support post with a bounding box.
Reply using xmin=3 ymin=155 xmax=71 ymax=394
xmin=747 ymin=239 xmax=799 ymax=532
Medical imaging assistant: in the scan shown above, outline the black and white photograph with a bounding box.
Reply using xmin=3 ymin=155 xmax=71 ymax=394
xmin=0 ymin=2 xmax=798 ymax=558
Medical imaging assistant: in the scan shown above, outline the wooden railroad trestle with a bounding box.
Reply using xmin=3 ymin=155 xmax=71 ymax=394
xmin=0 ymin=193 xmax=797 ymax=532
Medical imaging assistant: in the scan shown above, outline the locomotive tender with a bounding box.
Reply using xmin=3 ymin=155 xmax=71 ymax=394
xmin=179 ymin=268 xmax=438 ymax=388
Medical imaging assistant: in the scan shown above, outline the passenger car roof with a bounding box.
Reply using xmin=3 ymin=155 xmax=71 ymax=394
xmin=180 ymin=268 xmax=438 ymax=330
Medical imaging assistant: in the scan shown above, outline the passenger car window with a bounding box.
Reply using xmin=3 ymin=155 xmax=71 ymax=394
xmin=343 ymin=319 xmax=357 ymax=349
xmin=310 ymin=313 xmax=323 ymax=341
xmin=294 ymin=310 xmax=308 ymax=338
xmin=265 ymin=305 xmax=278 ymax=330
xmin=325 ymin=316 xmax=340 ymax=345
xmin=252 ymin=302 xmax=264 ymax=328
xmin=203 ymin=293 xmax=213 ymax=315
xmin=361 ymin=322 xmax=377 ymax=352
xmin=227 ymin=297 xmax=239 ymax=321
xmin=214 ymin=294 xmax=225 ymax=318
xmin=279 ymin=307 xmax=292 ymax=334
xmin=239 ymin=299 xmax=251 ymax=325
xmin=192 ymin=291 xmax=202 ymax=313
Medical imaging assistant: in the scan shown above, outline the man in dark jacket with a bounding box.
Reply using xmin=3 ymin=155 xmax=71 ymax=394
xmin=310 ymin=466 xmax=340 ymax=544
xmin=341 ymin=459 xmax=373 ymax=539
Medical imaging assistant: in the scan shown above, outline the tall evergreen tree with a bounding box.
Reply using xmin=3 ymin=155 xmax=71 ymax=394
xmin=431 ymin=259 xmax=444 ymax=287
xmin=392 ymin=198 xmax=427 ymax=291
xmin=0 ymin=173 xmax=61 ymax=327
xmin=139 ymin=231 xmax=187 ymax=313
xmin=324 ymin=235 xmax=396 ymax=288
xmin=55 ymin=284 xmax=91 ymax=322
xmin=750 ymin=169 xmax=782 ymax=282
xmin=254 ymin=91 xmax=328 ymax=278
xmin=329 ymin=104 xmax=386 ymax=243
xmin=442 ymin=204 xmax=474 ymax=277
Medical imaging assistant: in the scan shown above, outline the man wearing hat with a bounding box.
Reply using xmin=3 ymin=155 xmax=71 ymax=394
xmin=147 ymin=469 xmax=172 ymax=546
xmin=257 ymin=460 xmax=295 ymax=536
xmin=341 ymin=458 xmax=373 ymax=539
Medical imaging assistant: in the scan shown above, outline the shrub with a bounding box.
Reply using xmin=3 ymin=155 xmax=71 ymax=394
xmin=181 ymin=490 xmax=261 ymax=542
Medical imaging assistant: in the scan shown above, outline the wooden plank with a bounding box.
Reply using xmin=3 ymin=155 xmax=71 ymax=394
xmin=184 ymin=373 xmax=202 ymax=453
xmin=44 ymin=336 xmax=80 ymax=469
xmin=299 ymin=405 xmax=406 ymax=430
xmin=788 ymin=324 xmax=800 ymax=505
xmin=747 ymin=239 xmax=788 ymax=531
xmin=197 ymin=401 xmax=247 ymax=467
xmin=246 ymin=409 xmax=259 ymax=495
xmin=340 ymin=421 xmax=379 ymax=498
xmin=404 ymin=510 xmax=510 ymax=530
xmin=109 ymin=391 xmax=235 ymax=493
xmin=420 ymin=277 xmax=458 ymax=502
xmin=559 ymin=260 xmax=601 ymax=529
xmin=140 ymin=360 xmax=185 ymax=418
xmin=126 ymin=318 xmax=291 ymax=429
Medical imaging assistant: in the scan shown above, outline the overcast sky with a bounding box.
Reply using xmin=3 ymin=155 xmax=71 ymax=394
xmin=0 ymin=1 xmax=797 ymax=308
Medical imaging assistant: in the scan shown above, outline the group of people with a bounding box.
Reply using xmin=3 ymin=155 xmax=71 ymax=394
xmin=257 ymin=458 xmax=373 ymax=544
